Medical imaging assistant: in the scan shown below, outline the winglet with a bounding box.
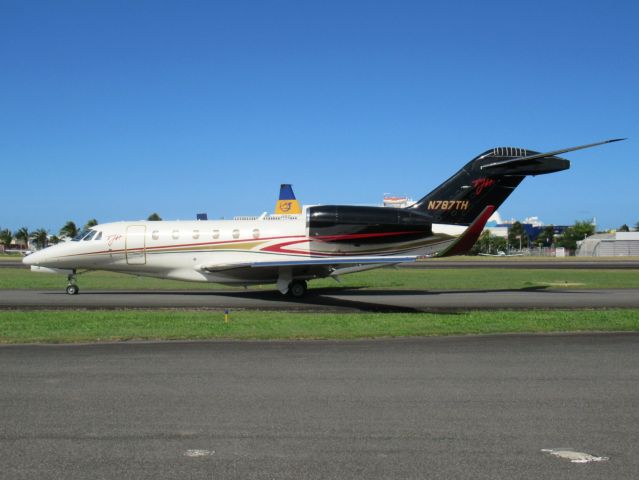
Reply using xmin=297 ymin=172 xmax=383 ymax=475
xmin=437 ymin=205 xmax=495 ymax=257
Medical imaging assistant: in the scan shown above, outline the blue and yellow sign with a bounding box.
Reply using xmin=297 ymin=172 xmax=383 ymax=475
xmin=275 ymin=184 xmax=301 ymax=214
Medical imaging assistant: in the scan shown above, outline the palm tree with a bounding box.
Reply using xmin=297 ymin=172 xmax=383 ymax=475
xmin=31 ymin=229 xmax=49 ymax=250
xmin=508 ymin=221 xmax=526 ymax=251
xmin=84 ymin=219 xmax=98 ymax=230
xmin=539 ymin=225 xmax=556 ymax=247
xmin=147 ymin=213 xmax=162 ymax=221
xmin=0 ymin=228 xmax=13 ymax=249
xmin=14 ymin=227 xmax=30 ymax=250
xmin=48 ymin=235 xmax=61 ymax=245
xmin=59 ymin=221 xmax=79 ymax=240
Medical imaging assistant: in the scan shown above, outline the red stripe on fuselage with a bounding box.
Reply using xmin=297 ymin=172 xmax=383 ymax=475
xmin=260 ymin=230 xmax=422 ymax=255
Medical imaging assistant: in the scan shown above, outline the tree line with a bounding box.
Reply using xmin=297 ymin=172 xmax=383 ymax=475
xmin=0 ymin=213 xmax=162 ymax=251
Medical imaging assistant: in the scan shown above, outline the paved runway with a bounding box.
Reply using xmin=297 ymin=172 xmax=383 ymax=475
xmin=1 ymin=287 xmax=639 ymax=311
xmin=1 ymin=334 xmax=637 ymax=479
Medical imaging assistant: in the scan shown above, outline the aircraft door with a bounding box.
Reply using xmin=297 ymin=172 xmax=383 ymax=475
xmin=125 ymin=225 xmax=146 ymax=265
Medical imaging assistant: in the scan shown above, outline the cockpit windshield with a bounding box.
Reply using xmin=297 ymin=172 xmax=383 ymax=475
xmin=72 ymin=229 xmax=98 ymax=241
xmin=72 ymin=230 xmax=88 ymax=241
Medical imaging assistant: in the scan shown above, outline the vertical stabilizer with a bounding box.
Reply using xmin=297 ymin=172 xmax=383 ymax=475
xmin=275 ymin=184 xmax=301 ymax=214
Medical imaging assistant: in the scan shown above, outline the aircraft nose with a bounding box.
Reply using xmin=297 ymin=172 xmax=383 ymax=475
xmin=23 ymin=250 xmax=45 ymax=266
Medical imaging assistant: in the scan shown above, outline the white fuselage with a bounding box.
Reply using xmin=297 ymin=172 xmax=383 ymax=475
xmin=24 ymin=209 xmax=464 ymax=285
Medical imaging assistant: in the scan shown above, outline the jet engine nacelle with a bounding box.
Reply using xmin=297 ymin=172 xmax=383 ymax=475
xmin=307 ymin=205 xmax=432 ymax=242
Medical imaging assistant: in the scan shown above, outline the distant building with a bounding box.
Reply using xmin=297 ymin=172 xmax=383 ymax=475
xmin=485 ymin=211 xmax=509 ymax=238
xmin=382 ymin=194 xmax=414 ymax=209
xmin=577 ymin=231 xmax=639 ymax=256
xmin=485 ymin=211 xmax=569 ymax=243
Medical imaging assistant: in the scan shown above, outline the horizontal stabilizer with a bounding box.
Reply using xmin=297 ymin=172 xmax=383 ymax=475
xmin=481 ymin=138 xmax=625 ymax=171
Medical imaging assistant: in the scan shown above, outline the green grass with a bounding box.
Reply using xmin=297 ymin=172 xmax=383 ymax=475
xmin=1 ymin=309 xmax=638 ymax=343
xmin=3 ymin=266 xmax=639 ymax=291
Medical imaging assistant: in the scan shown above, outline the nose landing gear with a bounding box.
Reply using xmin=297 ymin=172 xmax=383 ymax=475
xmin=66 ymin=272 xmax=79 ymax=295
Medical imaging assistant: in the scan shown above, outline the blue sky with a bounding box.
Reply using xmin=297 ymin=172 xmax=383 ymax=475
xmin=1 ymin=0 xmax=637 ymax=232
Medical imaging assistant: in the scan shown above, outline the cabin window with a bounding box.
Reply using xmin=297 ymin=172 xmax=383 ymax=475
xmin=152 ymin=230 xmax=159 ymax=240
xmin=232 ymin=229 xmax=240 ymax=239
xmin=252 ymin=228 xmax=260 ymax=239
xmin=172 ymin=229 xmax=179 ymax=240
xmin=212 ymin=229 xmax=220 ymax=240
xmin=94 ymin=231 xmax=102 ymax=241
xmin=192 ymin=229 xmax=200 ymax=239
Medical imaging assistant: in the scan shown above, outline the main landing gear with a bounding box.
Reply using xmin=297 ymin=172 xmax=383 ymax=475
xmin=287 ymin=280 xmax=307 ymax=298
xmin=276 ymin=268 xmax=308 ymax=298
xmin=66 ymin=271 xmax=79 ymax=295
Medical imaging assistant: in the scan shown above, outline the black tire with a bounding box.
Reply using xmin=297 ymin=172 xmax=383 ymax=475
xmin=66 ymin=284 xmax=79 ymax=295
xmin=288 ymin=280 xmax=307 ymax=298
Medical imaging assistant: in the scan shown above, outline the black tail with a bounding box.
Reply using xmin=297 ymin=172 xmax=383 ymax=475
xmin=410 ymin=139 xmax=624 ymax=225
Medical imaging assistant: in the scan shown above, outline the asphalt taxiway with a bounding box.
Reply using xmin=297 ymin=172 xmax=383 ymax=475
xmin=402 ymin=259 xmax=639 ymax=269
xmin=1 ymin=287 xmax=639 ymax=311
xmin=1 ymin=334 xmax=637 ymax=479
xmin=0 ymin=261 xmax=25 ymax=268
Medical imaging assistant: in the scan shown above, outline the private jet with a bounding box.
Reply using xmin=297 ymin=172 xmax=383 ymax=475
xmin=24 ymin=139 xmax=623 ymax=297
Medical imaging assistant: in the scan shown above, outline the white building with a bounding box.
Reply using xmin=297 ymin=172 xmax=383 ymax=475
xmin=485 ymin=211 xmax=509 ymax=238
xmin=577 ymin=231 xmax=639 ymax=256
xmin=382 ymin=194 xmax=414 ymax=208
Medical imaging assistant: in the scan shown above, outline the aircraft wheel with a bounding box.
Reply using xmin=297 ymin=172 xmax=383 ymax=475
xmin=288 ymin=280 xmax=307 ymax=298
xmin=66 ymin=284 xmax=80 ymax=295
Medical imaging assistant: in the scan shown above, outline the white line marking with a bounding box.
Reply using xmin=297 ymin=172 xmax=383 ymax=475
xmin=541 ymin=449 xmax=609 ymax=463
xmin=184 ymin=449 xmax=215 ymax=457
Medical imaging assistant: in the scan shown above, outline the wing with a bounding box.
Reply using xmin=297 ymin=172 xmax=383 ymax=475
xmin=198 ymin=254 xmax=417 ymax=291
xmin=200 ymin=254 xmax=417 ymax=274
xmin=198 ymin=255 xmax=417 ymax=293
